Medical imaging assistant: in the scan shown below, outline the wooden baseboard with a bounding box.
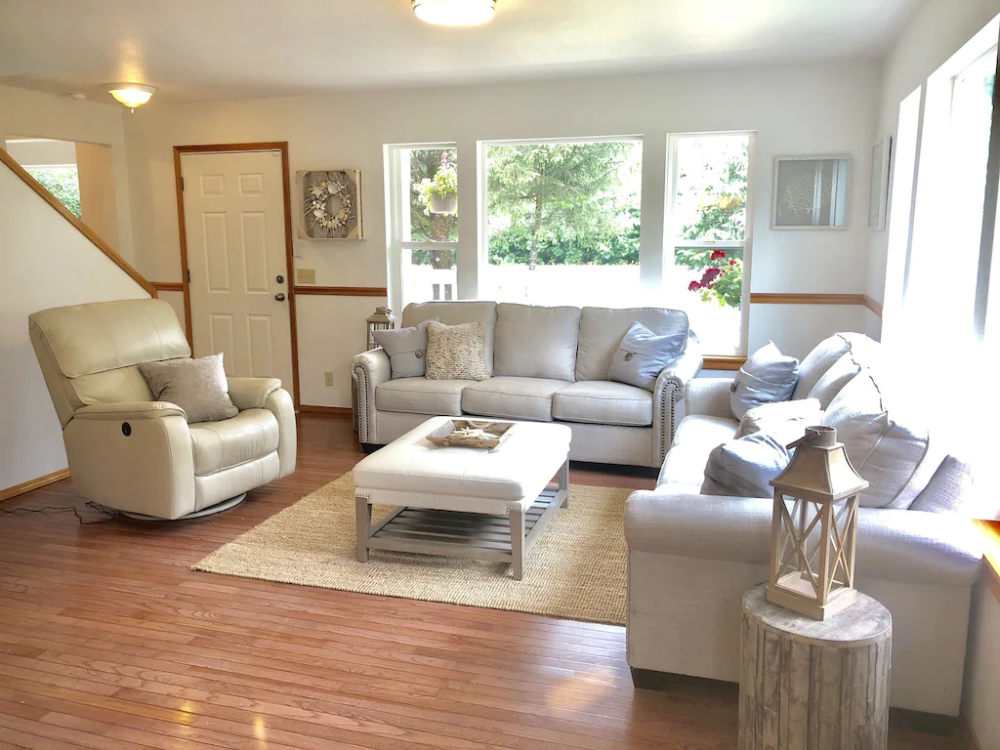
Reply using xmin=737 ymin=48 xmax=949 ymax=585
xmin=299 ymin=405 xmax=352 ymax=416
xmin=0 ymin=468 xmax=71 ymax=502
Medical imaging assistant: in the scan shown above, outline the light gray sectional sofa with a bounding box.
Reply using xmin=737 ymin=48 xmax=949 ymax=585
xmin=625 ymin=333 xmax=984 ymax=717
xmin=352 ymin=301 xmax=702 ymax=467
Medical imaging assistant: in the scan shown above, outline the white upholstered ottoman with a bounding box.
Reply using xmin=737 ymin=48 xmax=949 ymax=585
xmin=352 ymin=416 xmax=572 ymax=579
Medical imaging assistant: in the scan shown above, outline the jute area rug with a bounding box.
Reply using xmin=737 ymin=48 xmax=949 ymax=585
xmin=193 ymin=474 xmax=630 ymax=625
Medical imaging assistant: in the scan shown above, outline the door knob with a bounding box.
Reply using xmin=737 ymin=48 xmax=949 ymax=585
xmin=275 ymin=293 xmax=286 ymax=302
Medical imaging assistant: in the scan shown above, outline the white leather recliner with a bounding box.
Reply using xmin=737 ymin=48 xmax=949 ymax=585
xmin=28 ymin=299 xmax=297 ymax=520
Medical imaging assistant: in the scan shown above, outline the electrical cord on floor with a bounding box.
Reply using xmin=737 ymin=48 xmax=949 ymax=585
xmin=0 ymin=501 xmax=118 ymax=525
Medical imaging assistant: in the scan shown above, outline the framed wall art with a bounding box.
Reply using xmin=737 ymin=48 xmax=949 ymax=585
xmin=868 ymin=137 xmax=892 ymax=230
xmin=297 ymin=169 xmax=364 ymax=240
xmin=772 ymin=155 xmax=849 ymax=230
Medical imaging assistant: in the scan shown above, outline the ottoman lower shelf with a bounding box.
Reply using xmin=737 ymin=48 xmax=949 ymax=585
xmin=355 ymin=484 xmax=568 ymax=580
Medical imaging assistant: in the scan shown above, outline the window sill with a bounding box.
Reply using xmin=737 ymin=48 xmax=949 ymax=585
xmin=976 ymin=520 xmax=1000 ymax=602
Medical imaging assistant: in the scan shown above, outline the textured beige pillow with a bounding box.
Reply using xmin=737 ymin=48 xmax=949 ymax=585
xmin=425 ymin=321 xmax=490 ymax=381
xmin=139 ymin=353 xmax=239 ymax=424
xmin=735 ymin=398 xmax=823 ymax=445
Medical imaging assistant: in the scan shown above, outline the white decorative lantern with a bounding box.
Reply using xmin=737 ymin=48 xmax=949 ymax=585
xmin=767 ymin=426 xmax=869 ymax=620
xmin=366 ymin=307 xmax=395 ymax=351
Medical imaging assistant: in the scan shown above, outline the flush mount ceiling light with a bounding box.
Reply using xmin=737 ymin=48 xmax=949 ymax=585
xmin=107 ymin=83 xmax=156 ymax=112
xmin=413 ymin=0 xmax=496 ymax=26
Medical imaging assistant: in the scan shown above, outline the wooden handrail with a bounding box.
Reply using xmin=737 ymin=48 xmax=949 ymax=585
xmin=0 ymin=147 xmax=157 ymax=298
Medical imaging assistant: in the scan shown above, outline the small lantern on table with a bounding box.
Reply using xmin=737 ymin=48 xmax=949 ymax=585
xmin=366 ymin=307 xmax=395 ymax=351
xmin=767 ymin=425 xmax=869 ymax=621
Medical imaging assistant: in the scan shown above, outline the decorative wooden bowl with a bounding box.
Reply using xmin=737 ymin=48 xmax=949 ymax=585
xmin=425 ymin=420 xmax=514 ymax=449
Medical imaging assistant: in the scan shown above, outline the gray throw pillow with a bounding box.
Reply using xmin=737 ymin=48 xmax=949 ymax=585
xmin=425 ymin=321 xmax=490 ymax=381
xmin=373 ymin=318 xmax=439 ymax=379
xmin=730 ymin=341 xmax=799 ymax=420
xmin=607 ymin=322 xmax=687 ymax=391
xmin=139 ymin=353 xmax=239 ymax=424
xmin=701 ymin=432 xmax=791 ymax=498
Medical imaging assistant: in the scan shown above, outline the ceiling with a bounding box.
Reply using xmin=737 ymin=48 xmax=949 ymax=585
xmin=0 ymin=0 xmax=923 ymax=104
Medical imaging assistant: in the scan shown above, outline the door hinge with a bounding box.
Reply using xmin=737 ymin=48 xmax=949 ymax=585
xmin=186 ymin=269 xmax=191 ymax=283
xmin=181 ymin=176 xmax=185 ymax=191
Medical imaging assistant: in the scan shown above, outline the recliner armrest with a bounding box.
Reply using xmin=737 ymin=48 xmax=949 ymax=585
xmin=73 ymin=401 xmax=186 ymax=421
xmin=228 ymin=377 xmax=282 ymax=411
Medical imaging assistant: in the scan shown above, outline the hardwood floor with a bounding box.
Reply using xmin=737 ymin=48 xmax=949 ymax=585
xmin=0 ymin=414 xmax=972 ymax=749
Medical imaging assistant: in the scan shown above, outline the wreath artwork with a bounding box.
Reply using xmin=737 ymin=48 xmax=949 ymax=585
xmin=298 ymin=170 xmax=364 ymax=240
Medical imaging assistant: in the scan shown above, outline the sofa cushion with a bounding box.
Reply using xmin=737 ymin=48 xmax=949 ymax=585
xmin=793 ymin=332 xmax=879 ymax=401
xmin=462 ymin=377 xmax=572 ymax=422
xmin=735 ymin=398 xmax=823 ymax=444
xmin=494 ymin=303 xmax=581 ymax=382
xmin=552 ymin=381 xmax=653 ymax=427
xmin=425 ymin=321 xmax=490 ymax=381
xmin=576 ymin=307 xmax=689 ymax=382
xmin=822 ymin=372 xmax=935 ymax=509
xmin=730 ymin=342 xmax=799 ymax=419
xmin=701 ymin=433 xmax=791 ymax=498
xmin=607 ymin=322 xmax=687 ymax=391
xmin=807 ymin=351 xmax=862 ymax=409
xmin=376 ymin=378 xmax=473 ymax=416
xmin=909 ymin=456 xmax=976 ymax=516
xmin=189 ymin=409 xmax=279 ymax=476
xmin=674 ymin=415 xmax=740 ymax=447
xmin=402 ymin=301 xmax=497 ymax=375
xmin=658 ymin=441 xmax=716 ymax=488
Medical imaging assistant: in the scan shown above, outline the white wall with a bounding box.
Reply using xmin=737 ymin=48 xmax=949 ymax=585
xmin=4 ymin=138 xmax=78 ymax=166
xmin=867 ymin=0 xmax=1000 ymax=310
xmin=965 ymin=577 xmax=1000 ymax=749
xmin=0 ymin=85 xmax=135 ymax=263
xmin=0 ymin=159 xmax=150 ymax=492
xmin=124 ymin=62 xmax=879 ymax=407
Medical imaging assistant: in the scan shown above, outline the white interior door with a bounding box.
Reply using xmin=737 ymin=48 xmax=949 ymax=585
xmin=181 ymin=150 xmax=294 ymax=400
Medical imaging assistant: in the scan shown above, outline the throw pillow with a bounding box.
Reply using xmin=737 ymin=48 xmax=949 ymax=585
xmin=425 ymin=321 xmax=490 ymax=381
xmin=735 ymin=398 xmax=823 ymax=445
xmin=821 ymin=371 xmax=934 ymax=509
xmin=908 ymin=455 xmax=976 ymax=515
xmin=138 ymin=353 xmax=239 ymax=424
xmin=700 ymin=432 xmax=791 ymax=498
xmin=607 ymin=321 xmax=687 ymax=391
xmin=730 ymin=341 xmax=799 ymax=420
xmin=807 ymin=351 xmax=863 ymax=409
xmin=373 ymin=318 xmax=439 ymax=379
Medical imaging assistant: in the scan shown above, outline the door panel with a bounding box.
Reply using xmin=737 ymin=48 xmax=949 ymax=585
xmin=182 ymin=150 xmax=294 ymax=399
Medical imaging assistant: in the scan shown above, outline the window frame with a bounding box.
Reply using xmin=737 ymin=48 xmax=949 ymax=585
xmin=664 ymin=130 xmax=757 ymax=357
xmin=385 ymin=142 xmax=460 ymax=312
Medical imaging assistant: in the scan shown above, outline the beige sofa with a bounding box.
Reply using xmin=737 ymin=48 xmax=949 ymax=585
xmin=624 ymin=333 xmax=983 ymax=716
xmin=352 ymin=301 xmax=703 ymax=468
xmin=29 ymin=299 xmax=297 ymax=520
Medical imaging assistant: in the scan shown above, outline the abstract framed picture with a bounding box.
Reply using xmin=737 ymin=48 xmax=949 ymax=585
xmin=296 ymin=169 xmax=364 ymax=240
xmin=772 ymin=155 xmax=849 ymax=230
xmin=868 ymin=137 xmax=893 ymax=230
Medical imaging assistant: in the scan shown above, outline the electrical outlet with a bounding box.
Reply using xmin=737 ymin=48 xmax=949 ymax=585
xmin=297 ymin=268 xmax=316 ymax=284
xmin=324 ymin=371 xmax=334 ymax=387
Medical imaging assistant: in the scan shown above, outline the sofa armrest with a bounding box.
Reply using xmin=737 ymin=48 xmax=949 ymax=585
xmin=680 ymin=377 xmax=734 ymax=421
xmin=264 ymin=387 xmax=297 ymax=479
xmin=352 ymin=349 xmax=391 ymax=444
xmin=74 ymin=401 xmax=187 ymax=421
xmin=651 ymin=337 xmax=704 ymax=464
xmin=624 ymin=490 xmax=983 ymax=587
xmin=227 ymin=377 xmax=281 ymax=411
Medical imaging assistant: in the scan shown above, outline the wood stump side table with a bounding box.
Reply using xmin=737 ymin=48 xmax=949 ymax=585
xmin=739 ymin=583 xmax=892 ymax=750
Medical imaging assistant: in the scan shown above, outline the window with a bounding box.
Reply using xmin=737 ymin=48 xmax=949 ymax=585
xmin=387 ymin=144 xmax=459 ymax=308
xmin=666 ymin=133 xmax=753 ymax=355
xmin=480 ymin=138 xmax=642 ymax=306
xmin=25 ymin=166 xmax=82 ymax=219
xmin=888 ymin=16 xmax=1000 ymax=495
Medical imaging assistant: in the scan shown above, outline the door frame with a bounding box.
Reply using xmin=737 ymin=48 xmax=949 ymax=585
xmin=172 ymin=141 xmax=300 ymax=409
